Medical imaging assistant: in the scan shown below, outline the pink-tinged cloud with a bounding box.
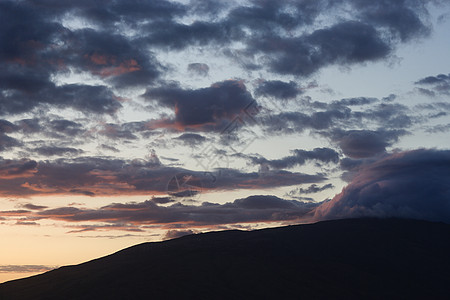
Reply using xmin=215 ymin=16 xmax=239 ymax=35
xmin=0 ymin=156 xmax=325 ymax=197
xmin=0 ymin=196 xmax=320 ymax=230
xmin=0 ymin=159 xmax=37 ymax=179
xmin=84 ymin=53 xmax=141 ymax=77
xmin=315 ymin=149 xmax=450 ymax=223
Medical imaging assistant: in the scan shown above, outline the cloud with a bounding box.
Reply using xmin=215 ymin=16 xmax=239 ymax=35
xmin=327 ymin=129 xmax=407 ymax=158
xmin=255 ymin=80 xmax=301 ymax=100
xmin=0 ymin=133 xmax=21 ymax=152
xmin=0 ymin=265 xmax=56 ymax=273
xmin=295 ymin=184 xmax=335 ymax=195
xmin=0 ymin=156 xmax=325 ymax=197
xmin=174 ymin=133 xmax=206 ymax=147
xmin=187 ymin=63 xmax=210 ymax=77
xmin=143 ymin=80 xmax=256 ymax=129
xmin=3 ymin=195 xmax=320 ymax=227
xmin=34 ymin=146 xmax=84 ymax=157
xmin=0 ymin=0 xmax=441 ymax=121
xmin=245 ymin=148 xmax=340 ymax=169
xmin=21 ymin=203 xmax=48 ymax=210
xmin=98 ymin=124 xmax=138 ymax=140
xmin=16 ymin=220 xmax=39 ymax=226
xmin=314 ymin=149 xmax=450 ymax=223
xmin=415 ymin=73 xmax=450 ymax=95
xmin=163 ymin=229 xmax=196 ymax=240
xmin=352 ymin=0 xmax=431 ymax=41
xmin=0 ymin=159 xmax=37 ymax=179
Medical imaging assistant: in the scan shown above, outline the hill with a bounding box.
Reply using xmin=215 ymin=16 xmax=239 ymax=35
xmin=1 ymin=218 xmax=450 ymax=299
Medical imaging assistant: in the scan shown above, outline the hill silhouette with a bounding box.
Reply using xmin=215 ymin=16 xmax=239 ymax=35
xmin=1 ymin=218 xmax=450 ymax=299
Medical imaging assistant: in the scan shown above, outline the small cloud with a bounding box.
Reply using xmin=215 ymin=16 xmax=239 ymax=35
xmin=163 ymin=229 xmax=196 ymax=240
xmin=21 ymin=203 xmax=48 ymax=210
xmin=187 ymin=63 xmax=209 ymax=77
xmin=0 ymin=265 xmax=56 ymax=273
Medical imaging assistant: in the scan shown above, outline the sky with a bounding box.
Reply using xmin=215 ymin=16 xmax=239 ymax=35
xmin=1 ymin=0 xmax=450 ymax=283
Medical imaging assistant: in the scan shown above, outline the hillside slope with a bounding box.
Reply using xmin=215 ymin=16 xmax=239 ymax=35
xmin=1 ymin=218 xmax=450 ymax=299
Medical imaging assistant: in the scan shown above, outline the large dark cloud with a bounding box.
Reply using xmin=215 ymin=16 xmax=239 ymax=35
xmin=315 ymin=149 xmax=450 ymax=223
xmin=256 ymin=21 xmax=390 ymax=76
xmin=144 ymin=80 xmax=255 ymax=129
xmin=238 ymin=0 xmax=432 ymax=75
xmin=0 ymin=0 xmax=442 ymax=119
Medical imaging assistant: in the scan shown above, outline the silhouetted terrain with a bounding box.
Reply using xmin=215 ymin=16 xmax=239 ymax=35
xmin=1 ymin=218 xmax=450 ymax=299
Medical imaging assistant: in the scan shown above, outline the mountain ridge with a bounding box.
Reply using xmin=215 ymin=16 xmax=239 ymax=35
xmin=1 ymin=218 xmax=450 ymax=299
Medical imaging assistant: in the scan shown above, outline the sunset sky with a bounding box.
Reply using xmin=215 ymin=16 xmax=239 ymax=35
xmin=1 ymin=0 xmax=450 ymax=282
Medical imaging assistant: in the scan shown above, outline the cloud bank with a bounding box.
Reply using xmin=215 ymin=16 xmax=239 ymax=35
xmin=315 ymin=149 xmax=450 ymax=223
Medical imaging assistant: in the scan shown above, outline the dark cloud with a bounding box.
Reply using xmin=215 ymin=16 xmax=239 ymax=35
xmin=352 ymin=0 xmax=431 ymax=42
xmin=48 ymin=119 xmax=85 ymax=138
xmin=67 ymin=28 xmax=161 ymax=88
xmin=416 ymin=73 xmax=450 ymax=85
xmin=248 ymin=21 xmax=390 ymax=76
xmin=0 ymin=133 xmax=21 ymax=151
xmin=315 ymin=149 xmax=450 ymax=223
xmin=15 ymin=119 xmax=42 ymax=134
xmin=3 ymin=195 xmax=320 ymax=227
xmin=0 ymin=120 xmax=21 ymax=153
xmin=22 ymin=203 xmax=48 ymax=210
xmin=98 ymin=124 xmax=138 ymax=140
xmin=140 ymin=20 xmax=240 ymax=50
xmin=169 ymin=190 xmax=200 ymax=198
xmin=144 ymin=80 xmax=255 ymax=129
xmin=99 ymin=144 xmax=120 ymax=153
xmin=163 ymin=229 xmax=196 ymax=240
xmin=333 ymin=97 xmax=378 ymax=106
xmin=255 ymin=80 xmax=301 ymax=100
xmin=16 ymin=220 xmax=40 ymax=226
xmin=293 ymin=183 xmax=335 ymax=195
xmin=0 ymin=156 xmax=325 ymax=197
xmin=0 ymin=82 xmax=123 ymax=116
xmin=382 ymin=94 xmax=397 ymax=102
xmin=327 ymin=129 xmax=407 ymax=158
xmin=246 ymin=148 xmax=340 ymax=169
xmin=174 ymin=133 xmax=206 ymax=146
xmin=150 ymin=197 xmax=175 ymax=204
xmin=34 ymin=146 xmax=84 ymax=157
xmin=0 ymin=0 xmax=441 ymax=121
xmin=0 ymin=120 xmax=18 ymax=133
xmin=415 ymin=73 xmax=450 ymax=95
xmin=187 ymin=63 xmax=209 ymax=77
xmin=259 ymin=107 xmax=353 ymax=134
xmin=237 ymin=0 xmax=432 ymax=75
xmin=0 ymin=159 xmax=37 ymax=179
xmin=361 ymin=103 xmax=412 ymax=129
xmin=189 ymin=0 xmax=229 ymax=17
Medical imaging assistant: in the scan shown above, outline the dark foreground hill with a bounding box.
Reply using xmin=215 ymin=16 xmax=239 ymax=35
xmin=1 ymin=218 xmax=450 ymax=300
